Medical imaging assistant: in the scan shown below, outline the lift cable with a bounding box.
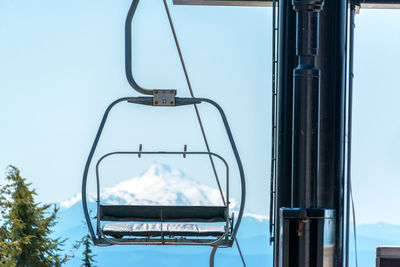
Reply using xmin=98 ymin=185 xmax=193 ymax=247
xmin=348 ymin=4 xmax=359 ymax=267
xmin=350 ymin=182 xmax=358 ymax=267
xmin=345 ymin=2 xmax=359 ymax=267
xmin=344 ymin=2 xmax=350 ymax=265
xmin=161 ymin=0 xmax=225 ymax=204
xmin=162 ymin=1 xmax=246 ymax=266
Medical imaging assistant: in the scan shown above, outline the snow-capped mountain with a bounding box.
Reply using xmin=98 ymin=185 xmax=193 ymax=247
xmin=62 ymin=163 xmax=234 ymax=209
xmin=101 ymin=163 xmax=227 ymax=206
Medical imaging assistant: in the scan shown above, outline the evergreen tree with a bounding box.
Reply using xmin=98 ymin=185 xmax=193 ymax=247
xmin=0 ymin=166 xmax=67 ymax=266
xmin=80 ymin=234 xmax=96 ymax=267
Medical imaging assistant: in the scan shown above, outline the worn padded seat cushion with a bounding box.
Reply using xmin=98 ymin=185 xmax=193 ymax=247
xmin=102 ymin=222 xmax=226 ymax=237
xmin=100 ymin=205 xmax=227 ymax=222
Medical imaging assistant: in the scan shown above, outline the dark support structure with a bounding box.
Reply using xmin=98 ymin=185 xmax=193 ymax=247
xmin=278 ymin=1 xmax=337 ymax=267
xmin=280 ymin=208 xmax=335 ymax=266
xmin=291 ymin=0 xmax=323 ymax=209
xmin=275 ymin=0 xmax=348 ymax=265
xmin=318 ymin=0 xmax=347 ymax=265
xmin=273 ymin=1 xmax=296 ymax=266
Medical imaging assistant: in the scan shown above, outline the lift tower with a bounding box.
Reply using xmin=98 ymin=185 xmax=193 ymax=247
xmin=174 ymin=0 xmax=400 ymax=266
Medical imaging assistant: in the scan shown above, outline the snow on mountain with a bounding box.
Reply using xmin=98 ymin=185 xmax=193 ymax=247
xmin=60 ymin=192 xmax=95 ymax=209
xmin=61 ymin=163 xmax=233 ymax=209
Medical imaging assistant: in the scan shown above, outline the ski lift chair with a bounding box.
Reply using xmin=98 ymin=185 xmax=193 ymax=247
xmin=82 ymin=97 xmax=245 ymax=247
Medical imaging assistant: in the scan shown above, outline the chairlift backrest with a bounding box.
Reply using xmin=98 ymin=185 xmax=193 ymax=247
xmin=99 ymin=205 xmax=228 ymax=222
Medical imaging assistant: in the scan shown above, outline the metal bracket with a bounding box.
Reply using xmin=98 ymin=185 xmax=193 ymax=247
xmin=153 ymin=90 xmax=177 ymax=106
xmin=138 ymin=144 xmax=142 ymax=158
xmin=183 ymin=144 xmax=187 ymax=158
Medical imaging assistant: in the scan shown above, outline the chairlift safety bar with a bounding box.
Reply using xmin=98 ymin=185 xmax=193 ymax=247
xmin=95 ymin=150 xmax=230 ymax=246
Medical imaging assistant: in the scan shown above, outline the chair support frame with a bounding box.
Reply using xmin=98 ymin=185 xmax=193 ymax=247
xmin=82 ymin=97 xmax=246 ymax=247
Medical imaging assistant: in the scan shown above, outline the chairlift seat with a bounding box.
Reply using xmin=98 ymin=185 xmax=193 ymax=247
xmin=100 ymin=205 xmax=228 ymax=239
xmin=102 ymin=222 xmax=226 ymax=238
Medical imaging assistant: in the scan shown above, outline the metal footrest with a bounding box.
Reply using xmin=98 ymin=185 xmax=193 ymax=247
xmin=102 ymin=222 xmax=226 ymax=238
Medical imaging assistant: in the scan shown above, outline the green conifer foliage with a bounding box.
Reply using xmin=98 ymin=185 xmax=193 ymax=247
xmin=80 ymin=234 xmax=96 ymax=267
xmin=0 ymin=166 xmax=67 ymax=266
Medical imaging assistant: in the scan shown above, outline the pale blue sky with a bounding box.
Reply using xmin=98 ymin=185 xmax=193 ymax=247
xmin=0 ymin=1 xmax=399 ymax=224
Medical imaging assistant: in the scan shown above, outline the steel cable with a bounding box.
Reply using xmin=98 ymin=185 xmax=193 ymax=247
xmin=345 ymin=3 xmax=358 ymax=267
xmin=162 ymin=0 xmax=225 ymax=205
xmin=348 ymin=5 xmax=358 ymax=267
xmin=162 ymin=1 xmax=246 ymax=266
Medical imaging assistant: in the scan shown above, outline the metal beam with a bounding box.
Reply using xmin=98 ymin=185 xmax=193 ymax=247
xmin=173 ymin=0 xmax=400 ymax=8
xmin=173 ymin=0 xmax=272 ymax=7
xmin=360 ymin=0 xmax=400 ymax=9
xmin=361 ymin=3 xmax=400 ymax=8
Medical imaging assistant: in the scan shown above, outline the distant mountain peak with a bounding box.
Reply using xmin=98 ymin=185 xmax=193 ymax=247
xmin=102 ymin=163 xmax=225 ymax=206
xmin=61 ymin=163 xmax=227 ymax=209
xmin=146 ymin=163 xmax=173 ymax=176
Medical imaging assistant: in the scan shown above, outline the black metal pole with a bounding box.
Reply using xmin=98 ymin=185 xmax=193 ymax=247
xmin=273 ymin=0 xmax=297 ymax=266
xmin=283 ymin=2 xmax=325 ymax=266
xmin=275 ymin=0 xmax=350 ymax=266
xmin=317 ymin=0 xmax=347 ymax=265
xmin=291 ymin=0 xmax=324 ymax=210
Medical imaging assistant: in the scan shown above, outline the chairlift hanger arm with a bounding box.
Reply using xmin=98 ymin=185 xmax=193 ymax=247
xmin=126 ymin=0 xmax=194 ymax=96
xmin=125 ymin=0 xmax=154 ymax=95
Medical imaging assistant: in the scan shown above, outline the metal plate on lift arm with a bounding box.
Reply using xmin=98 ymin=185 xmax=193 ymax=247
xmin=153 ymin=90 xmax=177 ymax=106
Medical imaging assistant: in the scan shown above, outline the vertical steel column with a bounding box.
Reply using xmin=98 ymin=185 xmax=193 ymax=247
xmin=273 ymin=0 xmax=297 ymax=266
xmin=291 ymin=0 xmax=324 ymax=209
xmin=275 ymin=1 xmax=348 ymax=266
xmin=317 ymin=0 xmax=347 ymax=265
xmin=279 ymin=1 xmax=337 ymax=266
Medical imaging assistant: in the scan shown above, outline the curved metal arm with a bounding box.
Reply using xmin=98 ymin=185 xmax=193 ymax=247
xmin=82 ymin=97 xmax=133 ymax=243
xmin=82 ymin=97 xmax=245 ymax=244
xmin=125 ymin=0 xmax=153 ymax=95
xmin=194 ymin=97 xmax=246 ymax=241
xmin=210 ymin=246 xmax=218 ymax=267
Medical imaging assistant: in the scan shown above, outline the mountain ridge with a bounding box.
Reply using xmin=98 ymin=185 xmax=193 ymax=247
xmin=63 ymin=163 xmax=229 ymax=208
